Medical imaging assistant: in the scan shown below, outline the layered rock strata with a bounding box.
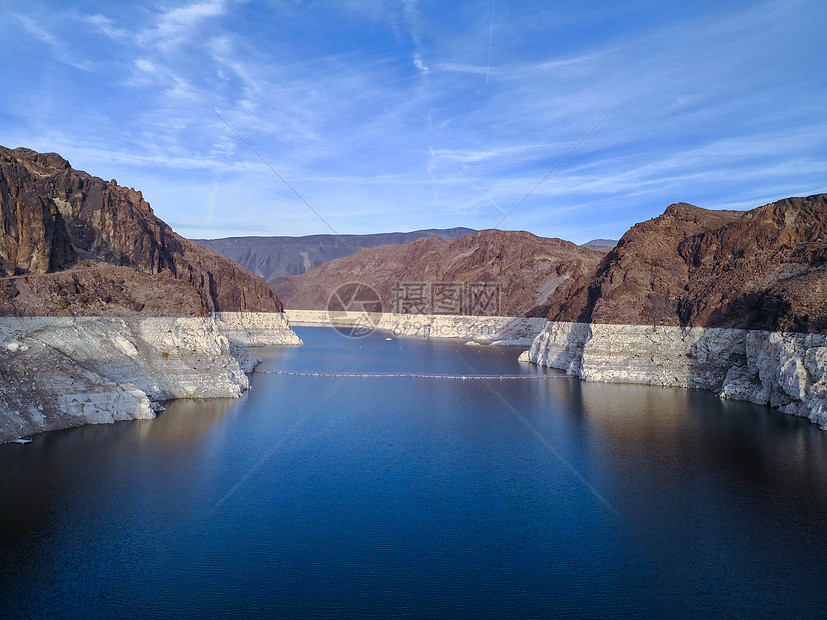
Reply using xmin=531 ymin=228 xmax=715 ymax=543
xmin=523 ymin=322 xmax=827 ymax=427
xmin=524 ymin=194 xmax=827 ymax=426
xmin=0 ymin=311 xmax=305 ymax=442
xmin=214 ymin=311 xmax=303 ymax=347
xmin=0 ymin=311 xmax=304 ymax=442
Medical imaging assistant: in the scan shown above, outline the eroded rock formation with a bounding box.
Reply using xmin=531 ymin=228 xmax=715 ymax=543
xmin=0 ymin=145 xmax=301 ymax=442
xmin=525 ymin=195 xmax=827 ymax=426
xmin=0 ymin=145 xmax=281 ymax=314
xmin=547 ymin=195 xmax=826 ymax=332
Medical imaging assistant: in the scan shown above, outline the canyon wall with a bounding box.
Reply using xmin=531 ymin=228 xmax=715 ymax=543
xmin=0 ymin=145 xmax=306 ymax=442
xmin=524 ymin=195 xmax=827 ymax=427
xmin=0 ymin=312 xmax=301 ymax=442
xmin=214 ymin=311 xmax=303 ymax=347
xmin=0 ymin=145 xmax=282 ymax=314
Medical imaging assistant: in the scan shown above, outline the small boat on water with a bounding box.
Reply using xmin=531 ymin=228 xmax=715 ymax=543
xmin=12 ymin=438 xmax=32 ymax=444
xmin=385 ymin=337 xmax=392 ymax=341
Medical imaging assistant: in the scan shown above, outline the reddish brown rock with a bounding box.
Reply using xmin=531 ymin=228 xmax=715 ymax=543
xmin=547 ymin=195 xmax=827 ymax=333
xmin=270 ymin=229 xmax=608 ymax=317
xmin=0 ymin=266 xmax=208 ymax=317
xmin=0 ymin=145 xmax=282 ymax=315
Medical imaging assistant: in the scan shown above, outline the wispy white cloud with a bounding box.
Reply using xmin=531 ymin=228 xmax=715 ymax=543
xmin=16 ymin=13 xmax=59 ymax=47
xmin=87 ymin=14 xmax=129 ymax=40
xmin=534 ymin=44 xmax=630 ymax=71
xmin=402 ymin=0 xmax=429 ymax=76
xmin=2 ymin=0 xmax=824 ymax=242
xmin=412 ymin=54 xmax=430 ymax=76
xmin=433 ymin=62 xmax=491 ymax=75
xmin=13 ymin=12 xmax=96 ymax=71
xmin=428 ymin=144 xmax=548 ymax=165
xmin=138 ymin=0 xmax=226 ymax=49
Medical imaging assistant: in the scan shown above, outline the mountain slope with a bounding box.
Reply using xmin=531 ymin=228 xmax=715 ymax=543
xmin=271 ymin=229 xmax=608 ymax=317
xmin=546 ymin=195 xmax=827 ymax=333
xmin=0 ymin=146 xmax=282 ymax=315
xmin=194 ymin=228 xmax=476 ymax=281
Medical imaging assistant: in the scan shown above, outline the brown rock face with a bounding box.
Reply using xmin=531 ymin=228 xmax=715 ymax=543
xmin=0 ymin=266 xmax=208 ymax=317
xmin=0 ymin=145 xmax=282 ymax=315
xmin=0 ymin=150 xmax=75 ymax=275
xmin=547 ymin=195 xmax=827 ymax=333
xmin=270 ymin=229 xmax=608 ymax=317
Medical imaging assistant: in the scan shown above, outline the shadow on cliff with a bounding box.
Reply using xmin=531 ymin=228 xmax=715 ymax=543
xmin=685 ymin=292 xmax=802 ymax=332
xmin=683 ymin=293 xmax=796 ymax=393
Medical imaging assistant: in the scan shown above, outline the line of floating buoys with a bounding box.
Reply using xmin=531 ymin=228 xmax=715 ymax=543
xmin=256 ymin=370 xmax=567 ymax=380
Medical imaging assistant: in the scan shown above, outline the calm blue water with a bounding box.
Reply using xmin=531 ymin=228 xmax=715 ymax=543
xmin=2 ymin=326 xmax=827 ymax=618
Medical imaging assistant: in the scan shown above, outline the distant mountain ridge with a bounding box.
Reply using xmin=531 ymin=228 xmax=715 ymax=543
xmin=582 ymin=238 xmax=619 ymax=248
xmin=194 ymin=228 xmax=476 ymax=281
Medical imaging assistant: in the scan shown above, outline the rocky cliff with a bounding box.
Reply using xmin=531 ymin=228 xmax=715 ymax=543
xmin=271 ymin=229 xmax=608 ymax=317
xmin=524 ymin=194 xmax=827 ymax=426
xmin=0 ymin=145 xmax=302 ymax=442
xmin=547 ymin=195 xmax=826 ymax=332
xmin=0 ymin=316 xmax=250 ymax=442
xmin=0 ymin=145 xmax=281 ymax=314
xmin=195 ymin=228 xmax=476 ymax=281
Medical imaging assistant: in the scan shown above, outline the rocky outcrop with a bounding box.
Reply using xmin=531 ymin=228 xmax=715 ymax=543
xmin=0 ymin=265 xmax=208 ymax=317
xmin=0 ymin=310 xmax=304 ymax=442
xmin=214 ymin=311 xmax=304 ymax=347
xmin=0 ymin=315 xmax=257 ymax=442
xmin=0 ymin=145 xmax=303 ymax=442
xmin=0 ymin=152 xmax=75 ymax=275
xmin=0 ymin=145 xmax=282 ymax=314
xmin=272 ymin=230 xmax=608 ymax=317
xmin=525 ymin=194 xmax=827 ymax=426
xmin=523 ymin=322 xmax=827 ymax=427
xmin=195 ymin=228 xmax=476 ymax=281
xmin=547 ymin=195 xmax=826 ymax=332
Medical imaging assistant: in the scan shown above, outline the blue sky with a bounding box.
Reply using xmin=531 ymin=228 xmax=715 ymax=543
xmin=1 ymin=0 xmax=825 ymax=242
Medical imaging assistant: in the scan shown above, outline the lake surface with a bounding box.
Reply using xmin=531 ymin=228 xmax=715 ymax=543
xmin=2 ymin=326 xmax=827 ymax=618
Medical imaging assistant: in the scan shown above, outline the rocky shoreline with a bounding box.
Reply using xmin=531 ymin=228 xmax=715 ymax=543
xmin=284 ymin=310 xmax=546 ymax=346
xmin=522 ymin=321 xmax=827 ymax=428
xmin=0 ymin=312 xmax=301 ymax=443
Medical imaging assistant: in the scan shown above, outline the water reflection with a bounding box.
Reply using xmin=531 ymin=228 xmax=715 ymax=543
xmin=145 ymin=398 xmax=239 ymax=446
xmin=1 ymin=326 xmax=827 ymax=617
xmin=0 ymin=398 xmax=241 ymax=564
xmin=575 ymin=381 xmax=827 ymax=512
